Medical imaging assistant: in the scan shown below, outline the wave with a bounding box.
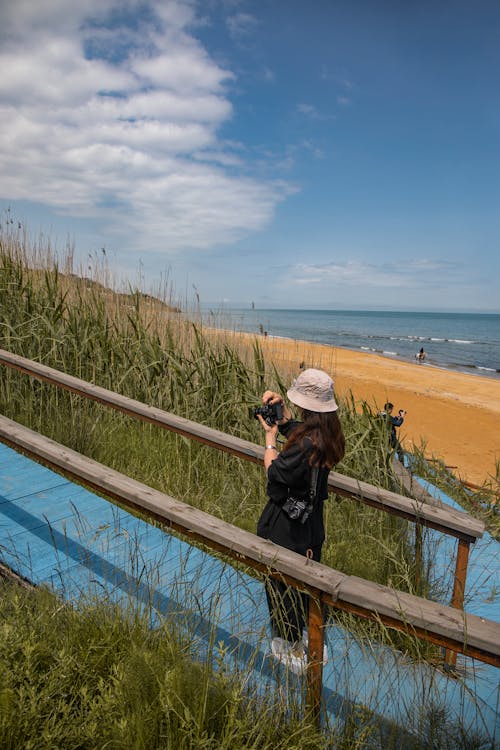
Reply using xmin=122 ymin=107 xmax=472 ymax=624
xmin=360 ymin=345 xmax=402 ymax=357
xmin=361 ymin=334 xmax=476 ymax=346
xmin=477 ymin=366 xmax=499 ymax=373
xmin=207 ymin=308 xmax=500 ymax=378
xmin=458 ymin=363 xmax=500 ymax=374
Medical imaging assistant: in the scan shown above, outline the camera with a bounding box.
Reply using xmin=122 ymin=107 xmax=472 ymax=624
xmin=282 ymin=495 xmax=313 ymax=524
xmin=399 ymin=409 xmax=407 ymax=416
xmin=253 ymin=402 xmax=283 ymax=426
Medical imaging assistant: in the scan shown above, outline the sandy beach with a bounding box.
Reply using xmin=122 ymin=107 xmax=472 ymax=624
xmin=214 ymin=328 xmax=499 ymax=487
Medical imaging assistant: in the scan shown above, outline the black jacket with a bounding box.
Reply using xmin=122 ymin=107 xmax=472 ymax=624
xmin=256 ymin=420 xmax=330 ymax=555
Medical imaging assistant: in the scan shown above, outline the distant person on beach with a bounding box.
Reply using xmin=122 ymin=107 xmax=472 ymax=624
xmin=379 ymin=402 xmax=406 ymax=463
xmin=416 ymin=347 xmax=426 ymax=362
xmin=255 ymin=368 xmax=345 ymax=673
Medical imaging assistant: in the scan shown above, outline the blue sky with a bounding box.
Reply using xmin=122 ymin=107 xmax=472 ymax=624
xmin=1 ymin=1 xmax=499 ymax=312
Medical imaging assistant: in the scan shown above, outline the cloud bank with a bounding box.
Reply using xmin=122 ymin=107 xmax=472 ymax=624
xmin=0 ymin=0 xmax=289 ymax=254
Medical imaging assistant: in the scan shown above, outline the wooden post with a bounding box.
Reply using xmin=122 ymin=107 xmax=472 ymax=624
xmin=445 ymin=538 xmax=471 ymax=668
xmin=306 ymin=593 xmax=324 ymax=725
xmin=414 ymin=523 xmax=423 ymax=595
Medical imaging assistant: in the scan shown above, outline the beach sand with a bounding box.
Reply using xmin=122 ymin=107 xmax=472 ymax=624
xmin=214 ymin=328 xmax=499 ymax=487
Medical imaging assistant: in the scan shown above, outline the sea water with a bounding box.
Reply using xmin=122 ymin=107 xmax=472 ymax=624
xmin=205 ymin=309 xmax=500 ymax=379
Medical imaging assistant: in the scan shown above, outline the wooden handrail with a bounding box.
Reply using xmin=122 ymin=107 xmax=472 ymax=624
xmin=0 ymin=415 xmax=498 ymax=669
xmin=0 ymin=346 xmax=485 ymax=672
xmin=0 ymin=349 xmax=484 ymax=543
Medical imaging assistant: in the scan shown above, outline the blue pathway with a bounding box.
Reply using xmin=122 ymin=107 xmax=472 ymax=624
xmin=0 ymin=442 xmax=270 ymax=668
xmin=0 ymin=442 xmax=497 ymax=743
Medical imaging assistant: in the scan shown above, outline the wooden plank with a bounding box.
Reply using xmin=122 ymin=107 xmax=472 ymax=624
xmin=0 ymin=414 xmax=348 ymax=599
xmin=1 ymin=490 xmax=161 ymax=564
xmin=0 ymin=484 xmax=105 ymax=525
xmin=0 ymin=415 xmax=498 ymax=665
xmin=0 ymin=444 xmax=265 ymax=652
xmin=326 ymin=575 xmax=500 ymax=657
xmin=0 ymin=484 xmax=190 ymax=609
xmin=0 ymin=463 xmax=68 ymax=500
xmin=0 ymin=349 xmax=484 ymax=541
xmin=32 ymin=517 xmax=191 ymax=598
xmin=0 ymin=349 xmax=263 ymax=462
xmin=326 ymin=471 xmax=484 ymax=541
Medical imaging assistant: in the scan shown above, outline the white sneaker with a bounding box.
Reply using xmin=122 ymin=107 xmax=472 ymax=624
xmin=270 ymin=638 xmax=308 ymax=675
xmin=271 ymin=637 xmax=291 ymax=658
xmin=302 ymin=630 xmax=328 ymax=663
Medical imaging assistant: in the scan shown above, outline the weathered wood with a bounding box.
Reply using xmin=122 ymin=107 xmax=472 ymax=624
xmin=0 ymin=415 xmax=498 ymax=667
xmin=445 ymin=538 xmax=472 ymax=667
xmin=451 ymin=539 xmax=471 ymax=611
xmin=0 ymin=415 xmax=347 ymax=598
xmin=0 ymin=349 xmax=484 ymax=542
xmin=0 ymin=349 xmax=263 ymax=462
xmin=391 ymin=459 xmax=444 ymax=506
xmin=306 ymin=593 xmax=325 ymax=720
xmin=327 ymin=471 xmax=483 ymax=541
xmin=414 ymin=524 xmax=423 ymax=594
xmin=321 ymin=574 xmax=499 ymax=658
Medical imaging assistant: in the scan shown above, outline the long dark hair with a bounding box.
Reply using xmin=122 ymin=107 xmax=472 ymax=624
xmin=284 ymin=409 xmax=345 ymax=469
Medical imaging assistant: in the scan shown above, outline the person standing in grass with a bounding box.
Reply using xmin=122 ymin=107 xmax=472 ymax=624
xmin=255 ymin=368 xmax=345 ymax=673
xmin=379 ymin=402 xmax=406 ymax=464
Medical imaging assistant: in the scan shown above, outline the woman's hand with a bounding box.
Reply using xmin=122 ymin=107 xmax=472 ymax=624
xmin=261 ymin=390 xmax=292 ymax=422
xmin=257 ymin=414 xmax=279 ymax=439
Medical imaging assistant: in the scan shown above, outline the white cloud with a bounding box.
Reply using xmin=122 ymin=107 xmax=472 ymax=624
xmin=261 ymin=67 xmax=275 ymax=83
xmin=297 ymin=102 xmax=336 ymax=122
xmin=297 ymin=103 xmax=319 ymax=118
xmin=0 ymin=0 xmax=289 ymax=254
xmin=226 ymin=12 xmax=259 ymax=39
xmin=131 ymin=48 xmax=231 ymax=93
xmin=284 ymin=259 xmax=458 ymax=289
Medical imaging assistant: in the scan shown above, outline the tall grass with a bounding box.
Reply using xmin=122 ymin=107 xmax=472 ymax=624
xmin=0 ymin=580 xmax=330 ymax=750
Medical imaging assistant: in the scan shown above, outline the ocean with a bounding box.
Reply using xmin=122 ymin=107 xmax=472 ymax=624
xmin=204 ymin=309 xmax=500 ymax=379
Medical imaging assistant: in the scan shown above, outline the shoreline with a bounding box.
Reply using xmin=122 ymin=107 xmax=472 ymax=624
xmin=267 ymin=334 xmax=500 ymax=381
xmin=205 ymin=325 xmax=500 ymax=487
xmin=208 ymin=307 xmax=500 ymax=380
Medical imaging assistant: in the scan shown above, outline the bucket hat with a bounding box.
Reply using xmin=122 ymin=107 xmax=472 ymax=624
xmin=287 ymin=368 xmax=338 ymax=413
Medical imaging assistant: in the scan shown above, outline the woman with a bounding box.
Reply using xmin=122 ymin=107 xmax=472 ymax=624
xmin=256 ymin=368 xmax=345 ymax=670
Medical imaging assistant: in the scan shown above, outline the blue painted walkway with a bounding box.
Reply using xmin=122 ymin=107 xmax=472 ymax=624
xmin=0 ymin=441 xmax=271 ymax=668
xmin=0 ymin=441 xmax=497 ymax=742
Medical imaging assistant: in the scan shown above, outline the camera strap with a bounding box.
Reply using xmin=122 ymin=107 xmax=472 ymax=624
xmin=308 ymin=466 xmax=319 ymax=505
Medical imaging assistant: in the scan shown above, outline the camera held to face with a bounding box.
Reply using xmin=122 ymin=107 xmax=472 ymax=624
xmin=253 ymin=402 xmax=283 ymax=426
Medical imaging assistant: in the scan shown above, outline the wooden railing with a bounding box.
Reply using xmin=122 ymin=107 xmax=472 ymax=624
xmin=0 ymin=414 xmax=498 ymax=724
xmin=0 ymin=349 xmax=484 ymax=588
xmin=0 ymin=349 xmax=494 ymax=714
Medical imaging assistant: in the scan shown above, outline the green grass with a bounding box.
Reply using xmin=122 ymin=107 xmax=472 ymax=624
xmin=0 ymin=581 xmax=329 ymax=750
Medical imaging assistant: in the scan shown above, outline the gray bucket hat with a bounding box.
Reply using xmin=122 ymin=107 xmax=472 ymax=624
xmin=287 ymin=368 xmax=338 ymax=413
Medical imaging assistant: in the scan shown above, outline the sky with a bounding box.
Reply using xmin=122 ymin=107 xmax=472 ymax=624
xmin=1 ymin=0 xmax=499 ymax=312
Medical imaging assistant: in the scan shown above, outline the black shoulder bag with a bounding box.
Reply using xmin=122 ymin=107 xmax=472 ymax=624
xmin=281 ymin=466 xmax=319 ymax=524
